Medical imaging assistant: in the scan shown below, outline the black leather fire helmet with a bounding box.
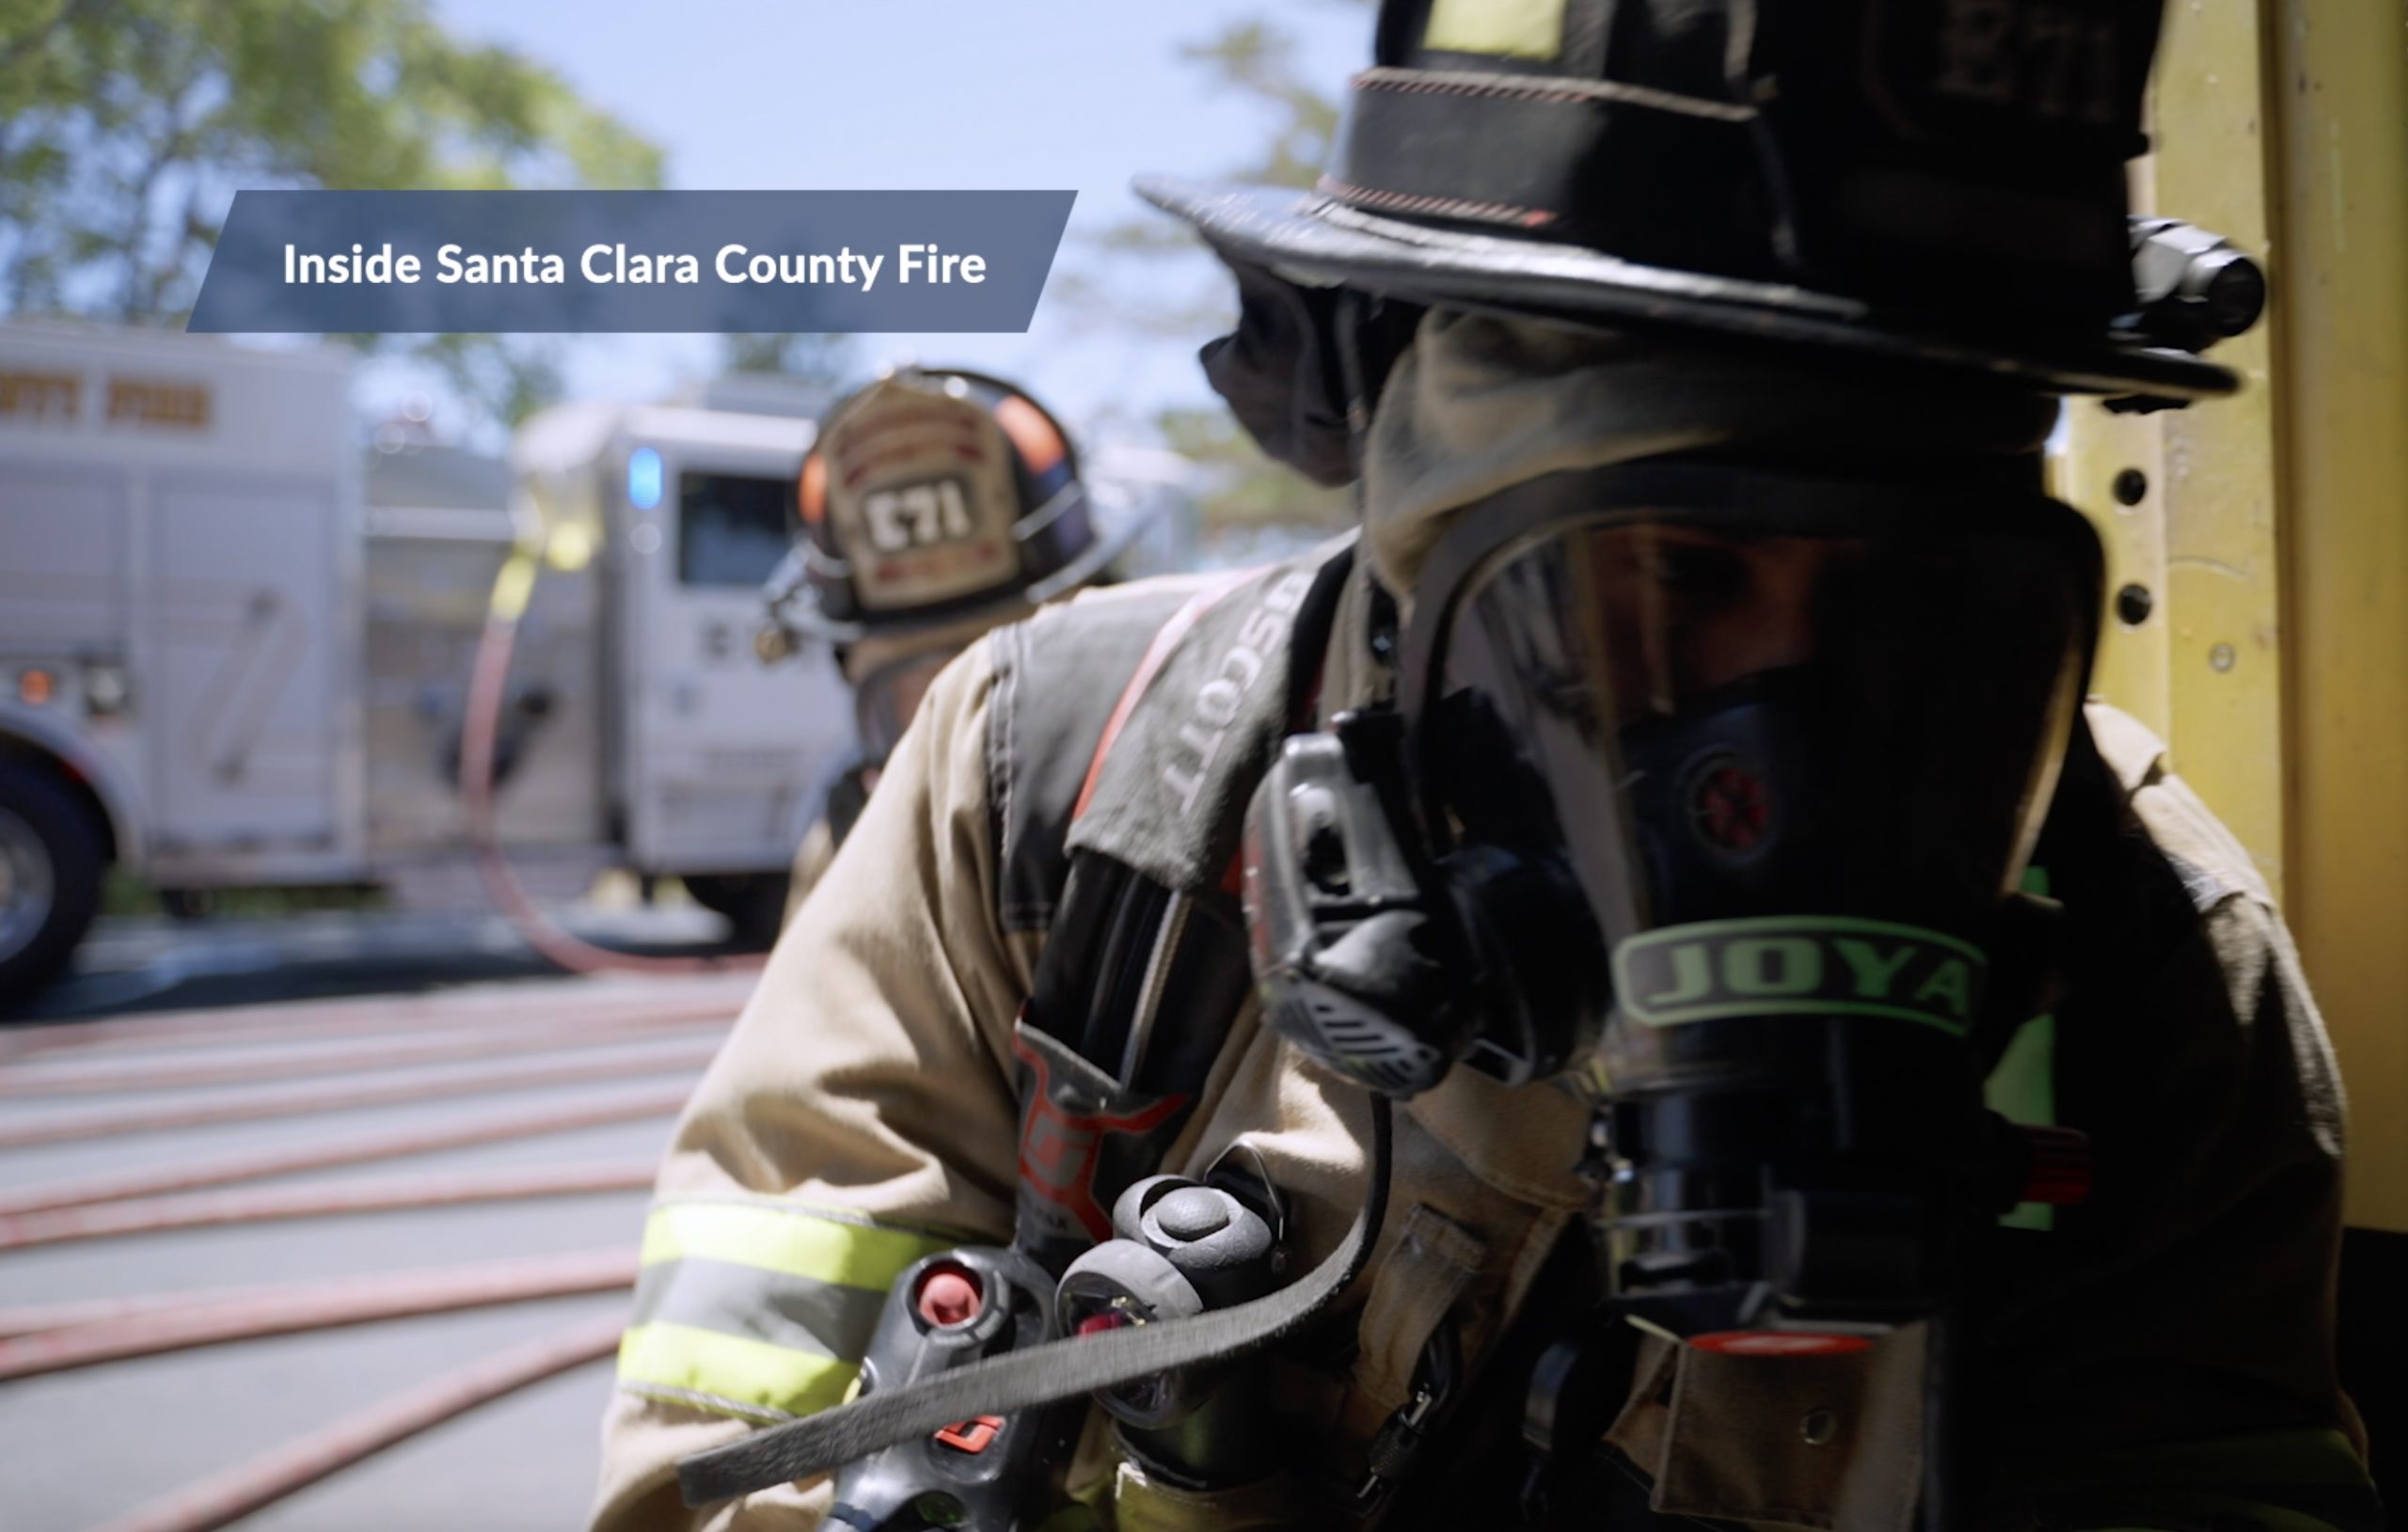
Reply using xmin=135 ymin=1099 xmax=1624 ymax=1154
xmin=762 ymin=367 xmax=1153 ymax=650
xmin=1140 ymin=0 xmax=2239 ymax=412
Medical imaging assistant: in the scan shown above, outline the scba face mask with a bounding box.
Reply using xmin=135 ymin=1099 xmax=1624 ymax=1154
xmin=1243 ymin=459 xmax=2103 ymax=1339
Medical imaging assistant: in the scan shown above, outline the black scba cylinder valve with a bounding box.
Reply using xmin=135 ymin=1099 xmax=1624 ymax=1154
xmin=829 ymin=1246 xmax=1077 ymax=1531
xmin=1596 ymin=1029 xmax=2094 ymax=1350
xmin=1056 ymin=1174 xmax=1284 ymax=1489
xmin=1600 ymin=1087 xmax=1961 ymax=1350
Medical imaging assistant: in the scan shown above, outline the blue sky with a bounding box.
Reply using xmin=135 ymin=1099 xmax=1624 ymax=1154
xmin=398 ymin=0 xmax=1370 ymax=445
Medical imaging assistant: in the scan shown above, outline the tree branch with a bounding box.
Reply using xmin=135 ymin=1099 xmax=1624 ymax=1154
xmin=0 ymin=0 xmax=98 ymax=84
xmin=113 ymin=58 xmax=206 ymax=319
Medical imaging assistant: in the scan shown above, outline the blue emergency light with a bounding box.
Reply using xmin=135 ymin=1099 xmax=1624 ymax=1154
xmin=627 ymin=447 xmax=663 ymax=511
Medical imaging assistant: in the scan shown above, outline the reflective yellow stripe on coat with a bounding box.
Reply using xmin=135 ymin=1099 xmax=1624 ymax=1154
xmin=616 ymin=1200 xmax=954 ymax=1422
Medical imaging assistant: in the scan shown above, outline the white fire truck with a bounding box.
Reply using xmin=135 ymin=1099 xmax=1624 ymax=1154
xmin=0 ymin=323 xmax=857 ymax=1003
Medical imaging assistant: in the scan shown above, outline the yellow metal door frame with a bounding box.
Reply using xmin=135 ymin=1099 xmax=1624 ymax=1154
xmin=2058 ymin=0 xmax=2408 ymax=1232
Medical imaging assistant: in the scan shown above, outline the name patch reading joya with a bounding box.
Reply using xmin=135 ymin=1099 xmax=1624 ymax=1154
xmin=1612 ymin=916 xmax=1987 ymax=1035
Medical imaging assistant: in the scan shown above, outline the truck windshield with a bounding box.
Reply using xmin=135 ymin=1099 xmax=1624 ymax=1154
xmin=677 ymin=470 xmax=793 ymax=587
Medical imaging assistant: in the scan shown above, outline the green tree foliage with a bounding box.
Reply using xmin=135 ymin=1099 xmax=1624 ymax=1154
xmin=0 ymin=0 xmax=664 ymax=424
xmin=1072 ymin=17 xmax=1349 ymax=318
xmin=1059 ymin=7 xmax=1377 ymax=539
xmin=1121 ymin=11 xmax=1368 ymax=534
xmin=1157 ymin=405 xmax=1350 ymax=531
xmin=1180 ymin=20 xmax=1345 ymax=196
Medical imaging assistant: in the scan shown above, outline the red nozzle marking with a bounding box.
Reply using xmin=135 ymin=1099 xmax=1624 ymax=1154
xmin=1688 ymin=1332 xmax=1873 ymax=1357
xmin=1076 ymin=1312 xmax=1126 ymax=1336
xmin=2017 ymin=1125 xmax=2094 ymax=1206
xmin=914 ymin=1265 xmax=982 ymax=1327
xmin=933 ymin=1414 xmax=1005 ymax=1454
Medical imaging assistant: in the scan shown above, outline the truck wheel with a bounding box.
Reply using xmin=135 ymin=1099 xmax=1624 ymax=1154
xmin=681 ymin=873 xmax=789 ymax=950
xmin=0 ymin=759 xmax=105 ymax=1006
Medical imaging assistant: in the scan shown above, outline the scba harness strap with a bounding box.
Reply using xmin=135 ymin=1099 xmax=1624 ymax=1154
xmin=680 ymin=546 xmax=1377 ymax=1508
xmin=1008 ymin=575 xmax=1260 ymax=1275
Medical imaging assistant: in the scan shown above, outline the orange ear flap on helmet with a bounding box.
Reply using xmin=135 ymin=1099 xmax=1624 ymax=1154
xmin=992 ymin=393 xmax=1068 ymax=477
xmin=799 ymin=450 xmax=829 ymax=529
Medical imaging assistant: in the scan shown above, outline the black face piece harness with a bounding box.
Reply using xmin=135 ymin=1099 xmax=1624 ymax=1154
xmin=1251 ymin=452 xmax=2107 ymax=1333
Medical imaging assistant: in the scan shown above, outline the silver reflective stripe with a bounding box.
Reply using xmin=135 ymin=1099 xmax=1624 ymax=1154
xmin=629 ymin=1256 xmax=888 ymax=1362
xmin=617 ymin=1200 xmax=957 ymax=1420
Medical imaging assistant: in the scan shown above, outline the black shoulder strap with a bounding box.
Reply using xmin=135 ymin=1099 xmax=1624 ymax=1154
xmin=985 ymin=579 xmax=1215 ymax=934
xmin=1021 ymin=543 xmax=1360 ymax=1098
xmin=1009 ymin=548 xmax=1359 ymax=1260
xmin=986 ymin=547 xmax=1359 ymax=937
xmin=1003 ymin=572 xmax=1274 ymax=1270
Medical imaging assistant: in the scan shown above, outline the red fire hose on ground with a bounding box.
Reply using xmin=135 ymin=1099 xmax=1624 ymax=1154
xmin=85 ymin=1314 xmax=629 ymax=1532
xmin=0 ymin=1006 xmax=726 ymax=1097
xmin=462 ymin=547 xmax=769 ymax=978
xmin=0 ymin=549 xmax=798 ymax=1524
xmin=0 ymin=1159 xmax=659 ymax=1256
xmin=0 ymin=993 xmax=697 ymax=1529
xmin=0 ymin=1034 xmax=720 ymax=1150
xmin=0 ymin=1082 xmax=691 ymax=1217
xmin=0 ymin=1247 xmax=640 ymax=1382
xmin=0 ymin=975 xmax=751 ymax=1065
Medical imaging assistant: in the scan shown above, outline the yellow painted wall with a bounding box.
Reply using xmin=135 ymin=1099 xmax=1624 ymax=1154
xmin=2269 ymin=0 xmax=2408 ymax=1234
xmin=2061 ymin=0 xmax=2408 ymax=1231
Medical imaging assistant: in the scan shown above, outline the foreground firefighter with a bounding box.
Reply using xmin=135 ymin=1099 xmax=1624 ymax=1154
xmin=595 ymin=2 xmax=2376 ymax=1527
xmin=754 ymin=367 xmax=1143 ymax=921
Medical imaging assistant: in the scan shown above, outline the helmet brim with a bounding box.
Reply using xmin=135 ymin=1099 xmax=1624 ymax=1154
xmin=1135 ymin=176 xmax=2239 ymax=403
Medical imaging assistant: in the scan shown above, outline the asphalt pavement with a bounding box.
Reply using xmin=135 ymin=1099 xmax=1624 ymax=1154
xmin=0 ymin=911 xmax=759 ymax=1532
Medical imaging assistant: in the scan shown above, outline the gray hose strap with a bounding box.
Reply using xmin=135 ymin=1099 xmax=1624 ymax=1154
xmin=677 ymin=1095 xmax=1393 ymax=1508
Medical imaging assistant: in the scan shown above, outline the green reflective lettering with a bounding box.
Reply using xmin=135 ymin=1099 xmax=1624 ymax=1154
xmin=1913 ymin=958 xmax=1973 ymax=1019
xmin=1724 ymin=937 xmax=1822 ymax=996
xmin=1834 ymin=938 xmax=1915 ymax=999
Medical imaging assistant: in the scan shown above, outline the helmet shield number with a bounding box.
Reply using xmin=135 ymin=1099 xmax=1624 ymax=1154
xmin=822 ymin=379 xmax=1022 ymax=610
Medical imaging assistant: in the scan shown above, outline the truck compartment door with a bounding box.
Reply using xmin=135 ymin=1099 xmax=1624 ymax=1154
xmin=619 ymin=456 xmax=849 ymax=874
xmin=144 ymin=471 xmax=342 ymax=853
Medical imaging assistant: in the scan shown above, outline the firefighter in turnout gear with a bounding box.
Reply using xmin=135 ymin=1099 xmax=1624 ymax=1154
xmin=596 ymin=3 xmax=2377 ymax=1528
xmin=754 ymin=368 xmax=1142 ymax=922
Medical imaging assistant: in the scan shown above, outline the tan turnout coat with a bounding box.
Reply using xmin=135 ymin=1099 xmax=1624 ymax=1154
xmin=594 ymin=572 xmax=2368 ymax=1532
